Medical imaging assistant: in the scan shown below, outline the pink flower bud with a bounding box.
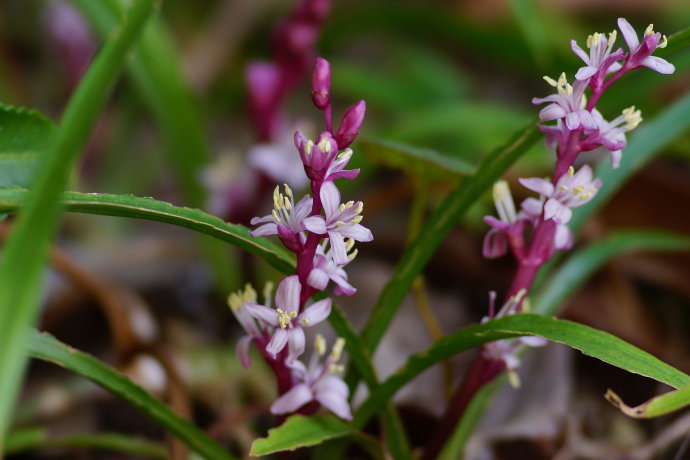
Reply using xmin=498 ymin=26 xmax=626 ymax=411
xmin=334 ymin=100 xmax=366 ymax=149
xmin=311 ymin=57 xmax=331 ymax=110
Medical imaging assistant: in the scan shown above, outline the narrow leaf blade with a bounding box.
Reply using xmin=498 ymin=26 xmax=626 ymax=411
xmin=250 ymin=415 xmax=351 ymax=455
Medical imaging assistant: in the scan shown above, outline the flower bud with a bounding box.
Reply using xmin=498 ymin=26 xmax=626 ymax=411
xmin=334 ymin=100 xmax=366 ymax=149
xmin=311 ymin=57 xmax=331 ymax=110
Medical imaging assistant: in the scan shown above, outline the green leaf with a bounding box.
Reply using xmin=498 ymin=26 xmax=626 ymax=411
xmin=606 ymin=384 xmax=690 ymax=419
xmin=507 ymin=0 xmax=549 ymax=68
xmin=250 ymin=415 xmax=352 ymax=455
xmin=354 ymin=314 xmax=690 ymax=426
xmin=5 ymin=428 xmax=166 ymax=459
xmin=0 ymin=0 xmax=159 ymax=445
xmin=0 ymin=104 xmax=56 ymax=188
xmin=0 ymin=187 xmax=294 ymax=273
xmin=356 ymin=122 xmax=541 ymax=358
xmin=534 ymin=230 xmax=690 ymax=316
xmin=359 ymin=138 xmax=475 ymax=180
xmin=26 ymin=330 xmax=235 ymax=460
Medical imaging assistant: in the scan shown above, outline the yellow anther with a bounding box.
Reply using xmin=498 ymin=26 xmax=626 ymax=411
xmin=272 ymin=209 xmax=281 ymax=222
xmin=608 ymin=30 xmax=617 ymax=47
xmin=588 ymin=32 xmax=602 ymax=48
xmin=567 ymin=166 xmax=575 ymax=177
xmin=356 ymin=202 xmax=364 ymax=214
xmin=351 ymin=216 xmax=363 ymax=224
xmin=305 ymin=140 xmax=314 ymax=155
xmin=522 ymin=298 xmax=532 ymax=313
xmin=543 ymin=75 xmax=558 ymax=87
xmin=559 ymin=185 xmax=569 ymax=191
xmin=227 ymin=293 xmax=242 ymax=311
xmin=283 ymin=196 xmax=291 ymax=210
xmin=301 ymin=317 xmax=310 ymax=325
xmin=659 ymin=35 xmax=668 ymax=49
xmin=558 ymin=72 xmax=567 ymax=86
xmin=227 ymin=283 xmax=257 ymax=311
xmin=337 ymin=148 xmax=353 ymax=160
xmin=573 ymin=185 xmax=586 ymax=195
xmin=318 ymin=138 xmax=331 ymax=153
xmin=329 ymin=364 xmax=345 ymax=373
xmin=263 ymin=281 xmax=274 ymax=306
xmin=565 ymin=83 xmax=573 ymax=96
xmin=314 ymin=334 xmax=326 ymax=356
xmin=645 ymin=24 xmax=654 ymax=37
xmin=335 ymin=221 xmax=346 ymax=227
xmin=344 ymin=238 xmax=355 ymax=252
xmin=348 ymin=248 xmax=359 ymax=261
xmin=273 ymin=186 xmax=282 ymax=210
xmin=339 ymin=203 xmax=346 ymax=212
xmin=507 ymin=370 xmax=521 ymax=389
xmin=579 ymin=190 xmax=594 ymax=201
xmin=331 ymin=337 xmax=346 ymax=361
xmin=284 ymin=184 xmax=293 ymax=197
xmin=276 ymin=309 xmax=296 ymax=328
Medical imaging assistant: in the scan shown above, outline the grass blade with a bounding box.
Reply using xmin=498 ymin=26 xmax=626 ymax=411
xmin=354 ymin=314 xmax=690 ymax=426
xmin=0 ymin=188 xmax=294 ymax=273
xmin=26 ymin=330 xmax=235 ymax=460
xmin=0 ymin=0 xmax=159 ymax=445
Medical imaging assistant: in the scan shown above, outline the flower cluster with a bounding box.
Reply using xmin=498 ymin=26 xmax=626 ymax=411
xmin=205 ymin=0 xmax=330 ymax=222
xmin=482 ymin=18 xmax=673 ymax=374
xmin=229 ymin=58 xmax=368 ymax=420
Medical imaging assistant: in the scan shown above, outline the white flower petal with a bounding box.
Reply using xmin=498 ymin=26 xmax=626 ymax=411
xmin=276 ymin=275 xmax=301 ymax=314
xmin=270 ymin=384 xmax=313 ymax=415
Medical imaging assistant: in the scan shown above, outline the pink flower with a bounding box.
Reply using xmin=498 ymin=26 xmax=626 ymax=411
xmin=533 ymin=74 xmax=595 ymax=131
xmin=571 ymin=31 xmax=624 ymax=81
xmin=519 ymin=165 xmax=601 ymax=224
xmin=302 ymin=181 xmax=373 ymax=265
xmin=271 ymin=335 xmax=352 ymax=420
xmin=307 ymin=241 xmax=356 ymax=295
xmin=250 ymin=185 xmax=312 ymax=252
xmin=245 ymin=276 xmax=331 ymax=362
xmin=618 ymin=18 xmax=674 ymax=75
xmin=583 ymin=107 xmax=642 ymax=168
xmin=334 ymin=100 xmax=366 ymax=149
xmin=228 ymin=284 xmax=267 ymax=369
xmin=295 ymin=131 xmax=359 ymax=182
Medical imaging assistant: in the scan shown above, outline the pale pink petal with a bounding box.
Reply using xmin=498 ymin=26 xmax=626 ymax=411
xmin=276 ymin=275 xmax=301 ymax=314
xmin=270 ymin=383 xmax=313 ymax=415
xmin=293 ymin=195 xmax=315 ymax=221
xmin=299 ymin=298 xmax=332 ymax=327
xmin=640 ymin=55 xmax=675 ymax=74
xmin=287 ymin=328 xmax=306 ymax=362
xmin=328 ymin=231 xmax=348 ymax=265
xmin=483 ymin=229 xmax=508 ymax=259
xmin=565 ymin=111 xmax=581 ymax=130
xmin=339 ymin=224 xmax=373 ymax=242
xmin=519 ymin=336 xmax=549 ymax=347
xmin=554 ymin=224 xmax=573 ymax=251
xmin=610 ymin=149 xmax=622 ymax=169
xmin=519 ymin=177 xmax=554 ymax=197
xmin=244 ymin=303 xmax=279 ymax=327
xmin=332 ymin=273 xmax=356 ymax=296
xmin=539 ymin=104 xmax=567 ymax=122
xmin=484 ymin=215 xmax=510 ymax=231
xmin=266 ymin=328 xmax=289 ymax=357
xmin=575 ymin=66 xmax=597 ymax=81
xmin=315 ymin=390 xmax=352 ymax=420
xmin=251 ymin=215 xmax=274 ymax=225
xmin=307 ymin=267 xmax=330 ymax=290
xmin=617 ymin=18 xmax=639 ymax=50
xmin=236 ymin=335 xmax=253 ymax=368
xmin=320 ymin=181 xmax=341 ymax=219
xmin=570 ymin=40 xmax=590 ymax=63
xmin=315 ymin=375 xmax=349 ymax=397
xmin=302 ymin=216 xmax=328 ymax=234
xmin=544 ymin=199 xmax=572 ymax=224
xmin=250 ymin=223 xmax=278 ymax=237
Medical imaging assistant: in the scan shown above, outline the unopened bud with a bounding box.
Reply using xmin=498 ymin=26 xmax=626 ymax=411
xmin=311 ymin=57 xmax=331 ymax=110
xmin=334 ymin=100 xmax=366 ymax=149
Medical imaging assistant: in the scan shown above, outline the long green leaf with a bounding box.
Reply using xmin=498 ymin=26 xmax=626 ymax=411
xmin=357 ymin=123 xmax=540 ymax=355
xmin=5 ymin=428 xmax=166 ymax=458
xmin=0 ymin=187 xmax=294 ymax=273
xmin=534 ymin=230 xmax=690 ymax=316
xmin=0 ymin=0 xmax=158 ymax=445
xmin=606 ymin=384 xmax=690 ymax=419
xmin=354 ymin=314 xmax=690 ymax=426
xmin=0 ymin=105 xmax=56 ymax=188
xmin=26 ymin=330 xmax=235 ymax=460
xmin=250 ymin=415 xmax=352 ymax=455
